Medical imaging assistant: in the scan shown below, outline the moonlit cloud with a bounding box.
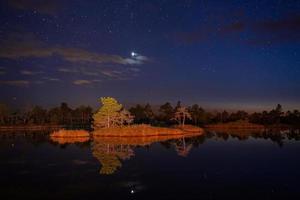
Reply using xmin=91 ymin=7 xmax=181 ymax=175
xmin=73 ymin=80 xmax=91 ymax=85
xmin=0 ymin=36 xmax=149 ymax=66
xmin=58 ymin=68 xmax=79 ymax=73
xmin=42 ymin=77 xmax=60 ymax=81
xmin=73 ymin=79 xmax=101 ymax=85
xmin=101 ymin=70 xmax=123 ymax=78
xmin=0 ymin=32 xmax=148 ymax=86
xmin=20 ymin=70 xmax=43 ymax=75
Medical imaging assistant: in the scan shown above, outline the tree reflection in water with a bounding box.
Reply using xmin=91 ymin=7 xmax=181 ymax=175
xmin=1 ymin=129 xmax=299 ymax=176
xmin=91 ymin=129 xmax=300 ymax=175
xmin=92 ymin=140 xmax=134 ymax=175
xmin=91 ymin=134 xmax=202 ymax=175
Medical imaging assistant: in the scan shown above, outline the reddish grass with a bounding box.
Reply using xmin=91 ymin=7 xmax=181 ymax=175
xmin=50 ymin=129 xmax=90 ymax=138
xmin=173 ymin=125 xmax=204 ymax=133
xmin=93 ymin=124 xmax=204 ymax=137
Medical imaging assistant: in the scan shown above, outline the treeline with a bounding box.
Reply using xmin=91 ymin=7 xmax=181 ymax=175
xmin=0 ymin=103 xmax=92 ymax=126
xmin=0 ymin=102 xmax=299 ymax=127
xmin=129 ymin=102 xmax=300 ymax=127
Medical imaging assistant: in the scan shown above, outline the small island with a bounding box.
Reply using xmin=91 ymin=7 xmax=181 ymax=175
xmin=92 ymin=97 xmax=204 ymax=137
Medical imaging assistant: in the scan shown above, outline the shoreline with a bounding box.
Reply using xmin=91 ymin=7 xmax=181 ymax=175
xmin=0 ymin=125 xmax=65 ymax=132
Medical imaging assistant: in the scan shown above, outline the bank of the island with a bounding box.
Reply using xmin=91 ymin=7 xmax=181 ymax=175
xmin=92 ymin=124 xmax=204 ymax=137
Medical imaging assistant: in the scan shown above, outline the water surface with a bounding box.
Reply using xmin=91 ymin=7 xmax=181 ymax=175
xmin=0 ymin=130 xmax=299 ymax=199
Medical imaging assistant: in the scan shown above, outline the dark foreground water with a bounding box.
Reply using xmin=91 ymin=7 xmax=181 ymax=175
xmin=0 ymin=130 xmax=300 ymax=200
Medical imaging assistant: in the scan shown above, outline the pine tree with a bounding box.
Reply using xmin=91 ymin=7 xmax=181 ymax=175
xmin=93 ymin=97 xmax=133 ymax=128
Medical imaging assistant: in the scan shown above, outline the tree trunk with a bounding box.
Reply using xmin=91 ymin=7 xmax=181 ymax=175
xmin=107 ymin=115 xmax=110 ymax=128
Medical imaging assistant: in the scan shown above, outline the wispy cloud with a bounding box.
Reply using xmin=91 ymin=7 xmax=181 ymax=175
xmin=58 ymin=68 xmax=79 ymax=73
xmin=42 ymin=77 xmax=60 ymax=81
xmin=20 ymin=70 xmax=43 ymax=75
xmin=101 ymin=70 xmax=123 ymax=79
xmin=0 ymin=34 xmax=149 ymax=66
xmin=73 ymin=79 xmax=102 ymax=85
xmin=6 ymin=0 xmax=63 ymax=15
xmin=73 ymin=80 xmax=91 ymax=85
xmin=250 ymin=14 xmax=300 ymax=45
xmin=0 ymin=32 xmax=148 ymax=85
xmin=172 ymin=14 xmax=300 ymax=45
xmin=0 ymin=80 xmax=29 ymax=87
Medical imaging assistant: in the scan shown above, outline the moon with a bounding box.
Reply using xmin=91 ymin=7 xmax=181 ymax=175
xmin=131 ymin=52 xmax=137 ymax=57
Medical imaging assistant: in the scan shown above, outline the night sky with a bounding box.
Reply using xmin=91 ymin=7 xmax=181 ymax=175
xmin=0 ymin=0 xmax=299 ymax=110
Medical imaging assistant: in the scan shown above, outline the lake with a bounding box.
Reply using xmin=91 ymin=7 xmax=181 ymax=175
xmin=0 ymin=129 xmax=299 ymax=199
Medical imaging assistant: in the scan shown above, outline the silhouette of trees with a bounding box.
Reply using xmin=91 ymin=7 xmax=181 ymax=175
xmin=129 ymin=103 xmax=154 ymax=124
xmin=73 ymin=105 xmax=93 ymax=125
xmin=48 ymin=107 xmax=61 ymax=124
xmin=158 ymin=102 xmax=174 ymax=125
xmin=188 ymin=104 xmax=211 ymax=125
xmin=0 ymin=103 xmax=9 ymax=125
xmin=0 ymin=101 xmax=299 ymax=128
xmin=249 ymin=104 xmax=286 ymax=125
xmin=29 ymin=106 xmax=47 ymax=124
xmin=229 ymin=110 xmax=248 ymax=122
xmin=60 ymin=102 xmax=72 ymax=125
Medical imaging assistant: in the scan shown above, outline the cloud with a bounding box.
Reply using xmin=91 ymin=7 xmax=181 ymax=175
xmin=92 ymin=79 xmax=102 ymax=82
xmin=100 ymin=70 xmax=124 ymax=79
xmin=220 ymin=22 xmax=245 ymax=34
xmin=250 ymin=14 xmax=300 ymax=45
xmin=0 ymin=32 xmax=148 ymax=83
xmin=73 ymin=79 xmax=101 ymax=85
xmin=0 ymin=36 xmax=149 ymax=65
xmin=42 ymin=77 xmax=60 ymax=81
xmin=0 ymin=80 xmax=29 ymax=87
xmin=6 ymin=0 xmax=63 ymax=15
xmin=20 ymin=70 xmax=43 ymax=75
xmin=173 ymin=14 xmax=299 ymax=45
xmin=73 ymin=80 xmax=92 ymax=85
xmin=255 ymin=15 xmax=300 ymax=33
xmin=58 ymin=68 xmax=79 ymax=73
xmin=173 ymin=22 xmax=245 ymax=44
xmin=82 ymin=71 xmax=99 ymax=76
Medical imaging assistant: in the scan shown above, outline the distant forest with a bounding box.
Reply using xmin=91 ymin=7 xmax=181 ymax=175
xmin=0 ymin=102 xmax=299 ymax=127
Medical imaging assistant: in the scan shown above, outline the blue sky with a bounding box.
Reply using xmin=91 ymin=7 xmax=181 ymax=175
xmin=0 ymin=0 xmax=299 ymax=110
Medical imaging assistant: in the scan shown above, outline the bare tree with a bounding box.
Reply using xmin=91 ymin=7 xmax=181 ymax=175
xmin=173 ymin=106 xmax=191 ymax=127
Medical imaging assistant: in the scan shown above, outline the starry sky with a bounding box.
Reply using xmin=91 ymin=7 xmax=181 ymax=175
xmin=0 ymin=0 xmax=299 ymax=110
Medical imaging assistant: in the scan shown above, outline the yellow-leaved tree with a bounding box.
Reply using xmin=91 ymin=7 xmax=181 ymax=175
xmin=93 ymin=97 xmax=133 ymax=129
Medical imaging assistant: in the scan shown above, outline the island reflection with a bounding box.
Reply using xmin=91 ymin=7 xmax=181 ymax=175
xmin=91 ymin=134 xmax=201 ymax=175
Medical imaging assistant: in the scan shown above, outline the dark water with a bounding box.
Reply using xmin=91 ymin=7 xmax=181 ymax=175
xmin=0 ymin=130 xmax=300 ymax=200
